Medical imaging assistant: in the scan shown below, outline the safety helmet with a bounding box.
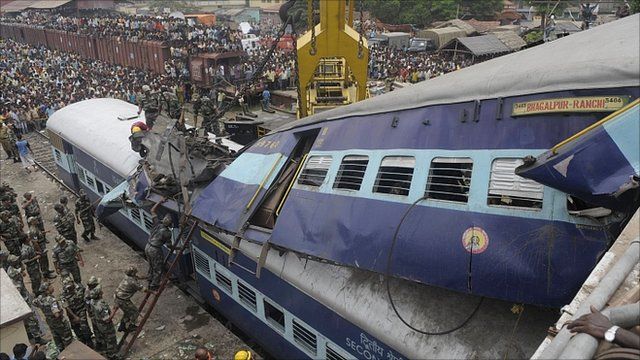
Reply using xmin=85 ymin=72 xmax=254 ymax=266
xmin=234 ymin=350 xmax=252 ymax=360
xmin=142 ymin=85 xmax=151 ymax=92
xmin=131 ymin=126 xmax=142 ymax=133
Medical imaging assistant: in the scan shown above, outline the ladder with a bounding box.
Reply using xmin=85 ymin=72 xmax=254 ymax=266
xmin=118 ymin=220 xmax=198 ymax=356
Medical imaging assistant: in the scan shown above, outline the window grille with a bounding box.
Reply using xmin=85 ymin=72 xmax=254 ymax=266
xmin=293 ymin=319 xmax=317 ymax=355
xmin=143 ymin=211 xmax=154 ymax=230
xmin=373 ymin=156 xmax=415 ymax=196
xmin=215 ymin=269 xmax=232 ymax=293
xmin=237 ymin=281 xmax=257 ymax=311
xmin=85 ymin=174 xmax=95 ymax=189
xmin=53 ymin=149 xmax=62 ymax=164
xmin=298 ymin=156 xmax=332 ymax=187
xmin=425 ymin=158 xmax=473 ymax=203
xmin=77 ymin=167 xmax=86 ymax=184
xmin=95 ymin=180 xmax=105 ymax=195
xmin=193 ymin=250 xmax=210 ymax=278
xmin=488 ymin=158 xmax=543 ymax=210
xmin=130 ymin=207 xmax=141 ymax=224
xmin=326 ymin=344 xmax=348 ymax=360
xmin=333 ymin=155 xmax=369 ymax=191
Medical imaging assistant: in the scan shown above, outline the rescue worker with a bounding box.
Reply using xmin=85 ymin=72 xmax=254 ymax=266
xmin=22 ymin=192 xmax=45 ymax=231
xmin=20 ymin=234 xmax=43 ymax=296
xmin=7 ymin=255 xmax=45 ymax=344
xmin=0 ymin=183 xmax=17 ymax=203
xmin=75 ymin=190 xmax=98 ymax=242
xmin=61 ymin=277 xmax=94 ymax=347
xmin=1 ymin=195 xmax=22 ymax=224
xmin=199 ymin=96 xmax=217 ymax=135
xmin=52 ymin=234 xmax=84 ymax=283
xmin=0 ymin=121 xmax=19 ymax=162
xmin=162 ymin=87 xmax=182 ymax=119
xmin=0 ymin=210 xmax=23 ymax=256
xmin=33 ymin=282 xmax=74 ymax=351
xmin=144 ymin=199 xmax=174 ymax=291
xmin=137 ymin=85 xmax=161 ymax=129
xmin=113 ymin=266 xmax=146 ymax=332
xmin=129 ymin=123 xmax=148 ymax=157
xmin=85 ymin=276 xmax=105 ymax=352
xmin=54 ymin=203 xmax=78 ymax=243
xmin=89 ymin=287 xmax=119 ymax=359
xmin=6 ymin=254 xmax=28 ymax=299
xmin=59 ymin=196 xmax=71 ymax=213
xmin=27 ymin=216 xmax=56 ymax=279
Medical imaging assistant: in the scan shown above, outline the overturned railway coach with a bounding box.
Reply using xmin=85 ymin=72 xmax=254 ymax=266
xmin=40 ymin=15 xmax=640 ymax=360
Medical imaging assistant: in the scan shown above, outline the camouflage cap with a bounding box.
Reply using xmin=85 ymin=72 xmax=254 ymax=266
xmin=8 ymin=254 xmax=20 ymax=264
xmin=0 ymin=210 xmax=10 ymax=218
xmin=87 ymin=275 xmax=100 ymax=287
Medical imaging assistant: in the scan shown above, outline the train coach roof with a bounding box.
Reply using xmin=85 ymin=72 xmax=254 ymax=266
xmin=47 ymin=98 xmax=142 ymax=177
xmin=274 ymin=14 xmax=640 ymax=134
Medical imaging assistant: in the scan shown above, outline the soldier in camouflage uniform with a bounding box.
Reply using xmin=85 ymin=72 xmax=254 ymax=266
xmin=33 ymin=282 xmax=74 ymax=351
xmin=0 ymin=210 xmax=23 ymax=256
xmin=199 ymin=96 xmax=219 ymax=135
xmin=162 ymin=87 xmax=182 ymax=120
xmin=89 ymin=287 xmax=119 ymax=359
xmin=85 ymin=276 xmax=105 ymax=352
xmin=145 ymin=200 xmax=174 ymax=290
xmin=114 ymin=266 xmax=146 ymax=332
xmin=54 ymin=203 xmax=78 ymax=243
xmin=61 ymin=277 xmax=94 ymax=347
xmin=7 ymin=255 xmax=45 ymax=344
xmin=7 ymin=254 xmax=29 ymax=299
xmin=75 ymin=190 xmax=98 ymax=242
xmin=20 ymin=234 xmax=43 ymax=296
xmin=52 ymin=235 xmax=83 ymax=283
xmin=27 ymin=216 xmax=56 ymax=279
xmin=137 ymin=85 xmax=162 ymax=129
xmin=22 ymin=192 xmax=45 ymax=231
xmin=1 ymin=195 xmax=22 ymax=224
xmin=0 ymin=182 xmax=17 ymax=201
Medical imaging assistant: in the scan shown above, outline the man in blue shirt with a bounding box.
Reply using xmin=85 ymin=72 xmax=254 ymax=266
xmin=15 ymin=134 xmax=38 ymax=173
xmin=261 ymin=88 xmax=271 ymax=111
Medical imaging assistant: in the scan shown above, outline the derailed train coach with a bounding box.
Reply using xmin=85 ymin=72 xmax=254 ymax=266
xmin=0 ymin=23 xmax=170 ymax=74
xmin=45 ymin=98 xmax=194 ymax=279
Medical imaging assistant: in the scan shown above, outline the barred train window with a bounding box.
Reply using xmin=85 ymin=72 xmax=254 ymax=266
xmin=488 ymin=158 xmax=543 ymax=210
xmin=264 ymin=299 xmax=285 ymax=332
xmin=77 ymin=167 xmax=86 ymax=185
xmin=297 ymin=156 xmax=332 ymax=187
xmin=425 ymin=158 xmax=473 ymax=203
xmin=333 ymin=155 xmax=369 ymax=191
xmin=373 ymin=156 xmax=415 ymax=196
xmin=292 ymin=319 xmax=317 ymax=355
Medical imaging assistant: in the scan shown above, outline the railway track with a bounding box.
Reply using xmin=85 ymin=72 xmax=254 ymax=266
xmin=24 ymin=130 xmax=77 ymax=195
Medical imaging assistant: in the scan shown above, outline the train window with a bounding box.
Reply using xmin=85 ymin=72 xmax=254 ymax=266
xmin=104 ymin=185 xmax=111 ymax=193
xmin=77 ymin=167 xmax=86 ymax=185
xmin=326 ymin=344 xmax=349 ymax=360
xmin=130 ymin=207 xmax=142 ymax=224
xmin=237 ymin=281 xmax=257 ymax=312
xmin=95 ymin=180 xmax=105 ymax=195
xmin=215 ymin=269 xmax=232 ymax=293
xmin=333 ymin=155 xmax=369 ymax=191
xmin=264 ymin=299 xmax=285 ymax=332
xmin=373 ymin=156 xmax=415 ymax=196
xmin=292 ymin=319 xmax=317 ymax=355
xmin=425 ymin=158 xmax=473 ymax=203
xmin=298 ymin=155 xmax=332 ymax=187
xmin=142 ymin=211 xmax=154 ymax=230
xmin=193 ymin=250 xmax=211 ymax=278
xmin=85 ymin=173 xmax=95 ymax=190
xmin=53 ymin=149 xmax=63 ymax=164
xmin=488 ymin=158 xmax=543 ymax=210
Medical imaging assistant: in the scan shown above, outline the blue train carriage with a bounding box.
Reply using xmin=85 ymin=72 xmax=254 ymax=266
xmin=187 ymin=15 xmax=640 ymax=359
xmin=46 ymin=98 xmax=193 ymax=279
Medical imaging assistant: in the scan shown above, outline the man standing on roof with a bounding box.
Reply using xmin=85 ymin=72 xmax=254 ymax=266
xmin=144 ymin=198 xmax=174 ymax=291
xmin=137 ymin=85 xmax=162 ymax=130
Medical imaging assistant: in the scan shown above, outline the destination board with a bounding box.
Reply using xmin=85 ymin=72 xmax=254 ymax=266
xmin=512 ymin=96 xmax=629 ymax=116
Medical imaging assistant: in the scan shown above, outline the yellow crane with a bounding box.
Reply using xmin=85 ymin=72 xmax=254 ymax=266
xmin=296 ymin=0 xmax=369 ymax=118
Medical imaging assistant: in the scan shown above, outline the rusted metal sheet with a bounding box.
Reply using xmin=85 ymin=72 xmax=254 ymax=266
xmin=58 ymin=340 xmax=106 ymax=360
xmin=190 ymin=57 xmax=204 ymax=83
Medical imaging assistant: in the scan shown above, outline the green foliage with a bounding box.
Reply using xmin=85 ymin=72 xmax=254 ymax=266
xmin=631 ymin=0 xmax=640 ymax=13
xmin=148 ymin=0 xmax=199 ymax=14
xmin=524 ymin=30 xmax=542 ymax=44
xmin=364 ymin=0 xmax=504 ymax=27
xmin=526 ymin=0 xmax=569 ymax=17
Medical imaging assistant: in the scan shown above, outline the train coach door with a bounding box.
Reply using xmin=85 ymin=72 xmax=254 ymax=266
xmin=248 ymin=129 xmax=320 ymax=230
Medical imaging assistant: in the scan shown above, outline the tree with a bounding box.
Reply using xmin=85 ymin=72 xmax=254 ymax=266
xmin=458 ymin=0 xmax=504 ymax=20
xmin=148 ymin=0 xmax=199 ymax=14
xmin=631 ymin=0 xmax=640 ymax=14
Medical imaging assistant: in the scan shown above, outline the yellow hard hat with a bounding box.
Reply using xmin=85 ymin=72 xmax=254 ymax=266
xmin=234 ymin=350 xmax=252 ymax=360
xmin=131 ymin=126 xmax=142 ymax=133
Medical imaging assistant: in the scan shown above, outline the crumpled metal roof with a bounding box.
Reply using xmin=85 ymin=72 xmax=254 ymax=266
xmin=27 ymin=0 xmax=72 ymax=9
xmin=493 ymin=30 xmax=527 ymax=51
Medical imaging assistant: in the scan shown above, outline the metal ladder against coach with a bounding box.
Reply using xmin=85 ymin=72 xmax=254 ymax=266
xmin=117 ymin=219 xmax=198 ymax=356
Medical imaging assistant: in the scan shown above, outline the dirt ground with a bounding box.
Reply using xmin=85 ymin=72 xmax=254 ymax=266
xmin=0 ymin=155 xmax=253 ymax=359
